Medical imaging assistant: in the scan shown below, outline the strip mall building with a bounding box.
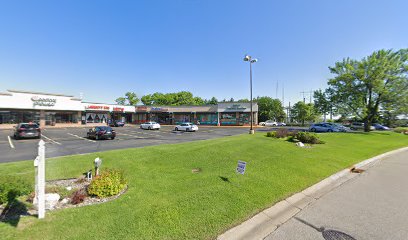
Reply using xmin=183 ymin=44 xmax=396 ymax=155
xmin=0 ymin=90 xmax=258 ymax=127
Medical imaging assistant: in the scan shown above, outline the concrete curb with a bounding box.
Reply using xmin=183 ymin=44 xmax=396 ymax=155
xmin=217 ymin=146 xmax=408 ymax=240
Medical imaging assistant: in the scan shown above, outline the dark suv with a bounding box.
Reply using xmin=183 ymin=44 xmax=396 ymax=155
xmin=14 ymin=123 xmax=41 ymax=139
xmin=87 ymin=126 xmax=116 ymax=140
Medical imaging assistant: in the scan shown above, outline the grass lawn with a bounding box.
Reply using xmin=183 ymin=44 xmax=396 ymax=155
xmin=1 ymin=132 xmax=407 ymax=239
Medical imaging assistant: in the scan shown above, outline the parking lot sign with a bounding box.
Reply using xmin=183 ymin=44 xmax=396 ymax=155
xmin=236 ymin=160 xmax=247 ymax=175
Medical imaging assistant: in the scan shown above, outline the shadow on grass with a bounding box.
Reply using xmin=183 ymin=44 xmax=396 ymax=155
xmin=219 ymin=176 xmax=230 ymax=183
xmin=0 ymin=191 xmax=29 ymax=227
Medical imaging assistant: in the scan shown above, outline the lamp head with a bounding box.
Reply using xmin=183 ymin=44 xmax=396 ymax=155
xmin=250 ymin=58 xmax=258 ymax=63
xmin=243 ymin=55 xmax=251 ymax=61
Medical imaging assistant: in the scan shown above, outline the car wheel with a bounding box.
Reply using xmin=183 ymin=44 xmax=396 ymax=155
xmin=186 ymin=128 xmax=190 ymax=132
xmin=14 ymin=134 xmax=19 ymax=140
xmin=111 ymin=137 xmax=115 ymax=140
xmin=311 ymin=128 xmax=316 ymax=132
xmin=148 ymin=126 xmax=152 ymax=130
xmin=96 ymin=135 xmax=99 ymax=140
xmin=175 ymin=127 xmax=178 ymax=131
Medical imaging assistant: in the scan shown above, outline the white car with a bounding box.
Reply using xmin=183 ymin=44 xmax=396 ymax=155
xmin=264 ymin=120 xmax=278 ymax=127
xmin=140 ymin=122 xmax=160 ymax=130
xmin=277 ymin=122 xmax=286 ymax=126
xmin=174 ymin=123 xmax=198 ymax=132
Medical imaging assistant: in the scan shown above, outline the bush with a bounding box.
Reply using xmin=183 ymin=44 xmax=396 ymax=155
xmin=266 ymin=131 xmax=276 ymax=138
xmin=394 ymin=127 xmax=408 ymax=134
xmin=294 ymin=132 xmax=324 ymax=144
xmin=87 ymin=169 xmax=127 ymax=198
xmin=0 ymin=176 xmax=32 ymax=205
xmin=71 ymin=189 xmax=87 ymax=205
xmin=275 ymin=128 xmax=289 ymax=138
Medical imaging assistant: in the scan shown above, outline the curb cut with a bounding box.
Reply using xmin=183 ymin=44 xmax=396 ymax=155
xmin=217 ymin=146 xmax=408 ymax=240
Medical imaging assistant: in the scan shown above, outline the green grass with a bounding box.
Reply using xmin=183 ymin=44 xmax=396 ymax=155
xmin=1 ymin=132 xmax=407 ymax=239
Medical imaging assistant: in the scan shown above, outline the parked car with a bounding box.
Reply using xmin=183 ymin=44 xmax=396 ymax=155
xmin=350 ymin=122 xmax=375 ymax=131
xmin=323 ymin=122 xmax=349 ymax=132
xmin=109 ymin=120 xmax=125 ymax=127
xmin=373 ymin=123 xmax=390 ymax=130
xmin=87 ymin=126 xmax=116 ymax=140
xmin=264 ymin=120 xmax=278 ymax=127
xmin=277 ymin=122 xmax=286 ymax=126
xmin=13 ymin=123 xmax=41 ymax=139
xmin=259 ymin=122 xmax=266 ymax=126
xmin=174 ymin=123 xmax=198 ymax=132
xmin=309 ymin=123 xmax=341 ymax=132
xmin=140 ymin=122 xmax=161 ymax=130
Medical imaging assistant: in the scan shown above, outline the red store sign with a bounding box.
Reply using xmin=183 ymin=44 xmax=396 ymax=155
xmin=86 ymin=105 xmax=110 ymax=110
xmin=113 ymin=107 xmax=124 ymax=112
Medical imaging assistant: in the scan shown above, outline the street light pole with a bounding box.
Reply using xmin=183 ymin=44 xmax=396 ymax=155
xmin=244 ymin=54 xmax=257 ymax=134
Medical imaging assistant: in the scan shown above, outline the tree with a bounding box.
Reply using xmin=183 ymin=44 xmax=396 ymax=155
xmin=229 ymin=98 xmax=235 ymax=102
xmin=290 ymin=101 xmax=318 ymax=126
xmin=115 ymin=97 xmax=126 ymax=105
xmin=313 ymin=89 xmax=333 ymax=121
xmin=125 ymin=92 xmax=139 ymax=105
xmin=207 ymin=97 xmax=218 ymax=105
xmin=237 ymin=98 xmax=250 ymax=102
xmin=328 ymin=49 xmax=408 ymax=131
xmin=257 ymin=96 xmax=286 ymax=122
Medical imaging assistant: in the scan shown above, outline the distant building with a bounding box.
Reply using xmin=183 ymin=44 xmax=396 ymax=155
xmin=0 ymin=90 xmax=258 ymax=127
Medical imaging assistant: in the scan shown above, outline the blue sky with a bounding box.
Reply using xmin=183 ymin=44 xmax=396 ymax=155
xmin=0 ymin=0 xmax=407 ymax=106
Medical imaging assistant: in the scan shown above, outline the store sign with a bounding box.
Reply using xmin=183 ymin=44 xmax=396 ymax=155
xmin=151 ymin=107 xmax=168 ymax=112
xmin=136 ymin=106 xmax=147 ymax=112
xmin=226 ymin=104 xmax=246 ymax=111
xmin=85 ymin=105 xmax=110 ymax=110
xmin=113 ymin=107 xmax=124 ymax=112
xmin=31 ymin=96 xmax=57 ymax=106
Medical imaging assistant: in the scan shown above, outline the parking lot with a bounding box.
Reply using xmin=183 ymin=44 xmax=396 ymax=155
xmin=0 ymin=126 xmax=249 ymax=163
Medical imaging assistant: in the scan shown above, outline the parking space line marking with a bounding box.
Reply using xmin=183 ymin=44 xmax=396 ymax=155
xmin=42 ymin=134 xmax=62 ymax=145
xmin=7 ymin=136 xmax=15 ymax=149
xmin=67 ymin=133 xmax=96 ymax=143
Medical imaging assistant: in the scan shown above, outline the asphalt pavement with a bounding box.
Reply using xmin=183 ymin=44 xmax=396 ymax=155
xmin=0 ymin=126 xmax=248 ymax=163
xmin=265 ymin=149 xmax=408 ymax=240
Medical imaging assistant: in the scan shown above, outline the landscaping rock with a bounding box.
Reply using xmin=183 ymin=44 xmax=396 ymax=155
xmin=61 ymin=198 xmax=69 ymax=205
xmin=296 ymin=142 xmax=305 ymax=148
xmin=45 ymin=193 xmax=60 ymax=210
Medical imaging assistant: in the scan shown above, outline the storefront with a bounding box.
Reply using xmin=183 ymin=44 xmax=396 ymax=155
xmin=0 ymin=90 xmax=258 ymax=128
xmin=0 ymin=90 xmax=83 ymax=127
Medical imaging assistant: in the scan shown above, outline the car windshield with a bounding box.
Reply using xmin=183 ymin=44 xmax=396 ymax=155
xmin=20 ymin=124 xmax=38 ymax=128
xmin=97 ymin=126 xmax=112 ymax=131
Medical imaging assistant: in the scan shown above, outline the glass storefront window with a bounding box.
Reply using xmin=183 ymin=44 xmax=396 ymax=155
xmin=0 ymin=110 xmax=40 ymax=124
xmin=220 ymin=113 xmax=237 ymax=125
xmin=196 ymin=113 xmax=218 ymax=125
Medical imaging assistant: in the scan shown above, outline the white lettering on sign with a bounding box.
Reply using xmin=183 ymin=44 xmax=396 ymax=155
xmin=236 ymin=160 xmax=247 ymax=175
xmin=31 ymin=96 xmax=57 ymax=106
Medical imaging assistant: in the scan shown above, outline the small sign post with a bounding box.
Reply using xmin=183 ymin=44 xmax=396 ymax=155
xmin=236 ymin=160 xmax=247 ymax=175
xmin=34 ymin=140 xmax=45 ymax=219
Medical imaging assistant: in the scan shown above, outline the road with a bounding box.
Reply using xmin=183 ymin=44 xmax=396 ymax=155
xmin=0 ymin=126 xmax=249 ymax=163
xmin=266 ymin=149 xmax=408 ymax=240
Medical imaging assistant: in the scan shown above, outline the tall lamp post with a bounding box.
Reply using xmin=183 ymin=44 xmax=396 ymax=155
xmin=243 ymin=54 xmax=257 ymax=134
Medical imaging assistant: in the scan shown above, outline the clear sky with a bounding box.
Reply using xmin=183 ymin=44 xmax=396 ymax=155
xmin=0 ymin=0 xmax=407 ymax=106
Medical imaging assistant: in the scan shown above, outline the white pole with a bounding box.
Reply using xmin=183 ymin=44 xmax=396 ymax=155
xmin=37 ymin=140 xmax=46 ymax=219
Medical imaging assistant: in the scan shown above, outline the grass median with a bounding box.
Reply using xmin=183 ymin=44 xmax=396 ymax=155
xmin=1 ymin=131 xmax=407 ymax=239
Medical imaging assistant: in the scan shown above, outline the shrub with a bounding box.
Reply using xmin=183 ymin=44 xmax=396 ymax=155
xmin=266 ymin=131 xmax=276 ymax=138
xmin=87 ymin=169 xmax=127 ymax=198
xmin=0 ymin=176 xmax=32 ymax=205
xmin=71 ymin=189 xmax=87 ymax=205
xmin=394 ymin=127 xmax=408 ymax=134
xmin=275 ymin=128 xmax=289 ymax=138
xmin=295 ymin=132 xmax=324 ymax=144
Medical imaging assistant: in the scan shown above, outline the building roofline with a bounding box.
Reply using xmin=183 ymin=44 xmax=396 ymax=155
xmin=0 ymin=92 xmax=12 ymax=96
xmin=82 ymin=101 xmax=124 ymax=105
xmin=7 ymin=89 xmax=74 ymax=97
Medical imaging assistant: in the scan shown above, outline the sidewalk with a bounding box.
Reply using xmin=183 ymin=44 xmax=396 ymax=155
xmin=218 ymin=147 xmax=408 ymax=240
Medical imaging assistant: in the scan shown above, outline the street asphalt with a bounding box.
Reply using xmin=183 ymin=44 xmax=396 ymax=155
xmin=0 ymin=126 xmax=249 ymax=163
xmin=265 ymin=149 xmax=408 ymax=240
